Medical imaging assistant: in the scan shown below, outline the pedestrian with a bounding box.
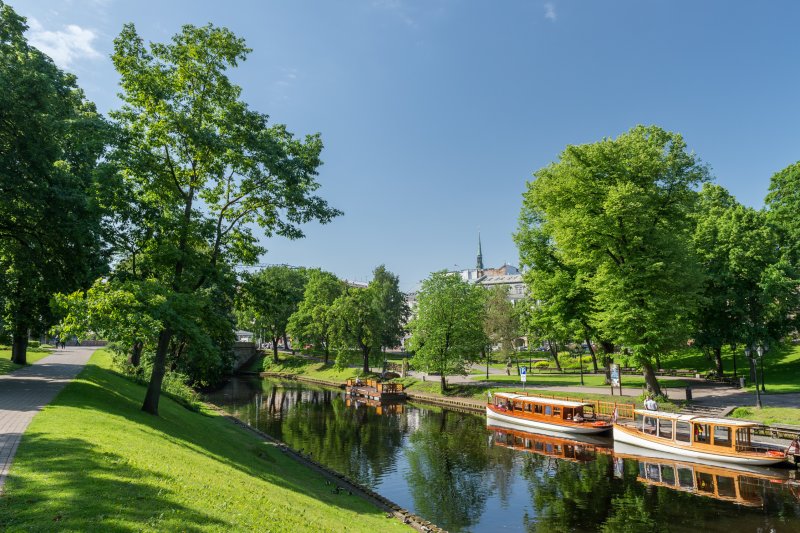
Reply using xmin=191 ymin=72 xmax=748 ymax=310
xmin=644 ymin=396 xmax=658 ymax=411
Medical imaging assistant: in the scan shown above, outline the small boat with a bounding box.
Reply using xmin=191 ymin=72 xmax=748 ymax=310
xmin=486 ymin=392 xmax=617 ymax=434
xmin=345 ymin=378 xmax=405 ymax=401
xmin=613 ymin=410 xmax=793 ymax=466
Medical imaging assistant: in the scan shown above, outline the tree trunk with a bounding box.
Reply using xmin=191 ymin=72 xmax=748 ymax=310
xmin=548 ymin=340 xmax=562 ymax=371
xmin=654 ymin=354 xmax=662 ymax=371
xmin=11 ymin=324 xmax=28 ymax=365
xmin=749 ymin=357 xmax=756 ymax=383
xmin=128 ymin=341 xmax=143 ymax=367
xmin=440 ymin=374 xmax=447 ymax=393
xmin=483 ymin=348 xmax=489 ymax=380
xmin=323 ymin=342 xmax=329 ymax=365
xmin=142 ymin=328 xmax=173 ymax=415
xmin=272 ymin=337 xmax=280 ymax=363
xmin=641 ymin=360 xmax=662 ymax=396
xmin=714 ymin=346 xmax=723 ymax=377
xmin=584 ymin=335 xmax=598 ymax=373
xmin=730 ymin=343 xmax=738 ymax=378
xmin=362 ymin=346 xmax=370 ymax=374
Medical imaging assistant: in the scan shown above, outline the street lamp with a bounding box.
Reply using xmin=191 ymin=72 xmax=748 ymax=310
xmin=757 ymin=344 xmax=767 ymax=393
xmin=574 ymin=346 xmax=584 ymax=386
xmin=745 ymin=346 xmax=762 ymax=409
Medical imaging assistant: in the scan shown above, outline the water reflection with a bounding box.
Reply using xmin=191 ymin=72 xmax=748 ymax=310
xmin=206 ymin=377 xmax=800 ymax=532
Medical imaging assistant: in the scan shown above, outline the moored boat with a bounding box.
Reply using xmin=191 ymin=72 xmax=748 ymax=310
xmin=613 ymin=410 xmax=794 ymax=466
xmin=488 ymin=423 xmax=613 ymax=463
xmin=486 ymin=392 xmax=623 ymax=434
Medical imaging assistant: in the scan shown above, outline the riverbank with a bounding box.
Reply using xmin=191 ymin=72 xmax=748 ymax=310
xmin=0 ymin=350 xmax=410 ymax=532
xmin=0 ymin=348 xmax=54 ymax=375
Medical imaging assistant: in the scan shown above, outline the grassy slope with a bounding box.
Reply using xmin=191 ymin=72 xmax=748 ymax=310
xmin=0 ymin=350 xmax=408 ymax=532
xmin=0 ymin=349 xmax=54 ymax=375
xmin=730 ymin=407 xmax=800 ymax=426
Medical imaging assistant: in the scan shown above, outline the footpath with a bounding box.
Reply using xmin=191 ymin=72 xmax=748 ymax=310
xmin=0 ymin=346 xmax=96 ymax=491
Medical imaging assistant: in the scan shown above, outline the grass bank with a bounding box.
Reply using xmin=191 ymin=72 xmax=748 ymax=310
xmin=730 ymin=407 xmax=800 ymax=427
xmin=0 ymin=349 xmax=409 ymax=532
xmin=0 ymin=348 xmax=54 ymax=375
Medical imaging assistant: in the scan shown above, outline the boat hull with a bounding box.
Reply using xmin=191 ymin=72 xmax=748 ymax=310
xmin=613 ymin=425 xmax=787 ymax=466
xmin=486 ymin=407 xmax=611 ymax=435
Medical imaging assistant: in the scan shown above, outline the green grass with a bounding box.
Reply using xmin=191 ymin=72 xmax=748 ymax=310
xmin=468 ymin=372 xmax=691 ymax=389
xmin=0 ymin=349 xmax=409 ymax=532
xmin=730 ymin=406 xmax=800 ymax=426
xmin=0 ymin=348 xmax=54 ymax=375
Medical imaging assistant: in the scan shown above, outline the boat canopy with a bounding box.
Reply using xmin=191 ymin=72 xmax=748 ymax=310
xmin=634 ymin=410 xmax=760 ymax=427
xmin=493 ymin=393 xmax=590 ymax=408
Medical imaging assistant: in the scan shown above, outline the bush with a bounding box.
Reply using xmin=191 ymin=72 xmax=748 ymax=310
xmin=28 ymin=340 xmax=40 ymax=348
xmin=533 ymin=361 xmax=550 ymax=369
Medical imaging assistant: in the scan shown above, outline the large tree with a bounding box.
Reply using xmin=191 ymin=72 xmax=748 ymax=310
xmin=109 ymin=23 xmax=340 ymax=414
xmin=370 ymin=265 xmax=410 ymax=353
xmin=287 ymin=269 xmax=344 ymax=364
xmin=518 ymin=125 xmax=708 ymax=395
xmin=407 ymin=271 xmax=487 ymax=392
xmin=482 ymin=285 xmax=521 ymax=374
xmin=0 ymin=2 xmax=109 ymax=363
xmin=238 ymin=265 xmax=307 ymax=363
xmin=329 ymin=286 xmax=382 ymax=374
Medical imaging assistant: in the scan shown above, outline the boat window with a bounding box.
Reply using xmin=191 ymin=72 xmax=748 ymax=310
xmin=515 ymin=436 xmax=524 ymax=446
xmin=677 ymin=468 xmax=694 ymax=489
xmin=646 ymin=463 xmax=660 ymax=481
xmin=545 ymin=444 xmax=554 ymax=454
xmin=717 ymin=476 xmax=736 ymax=498
xmin=658 ymin=419 xmax=673 ymax=440
xmin=713 ymin=426 xmax=731 ymax=447
xmin=696 ymin=472 xmax=714 ymax=494
xmin=524 ymin=402 xmax=532 ymax=412
xmin=534 ymin=404 xmax=544 ymax=414
xmin=676 ymin=422 xmax=691 ymax=442
xmin=643 ymin=416 xmax=657 ymax=435
xmin=525 ymin=439 xmax=532 ymax=449
xmin=660 ymin=465 xmax=676 ymax=486
xmin=694 ymin=423 xmax=711 ymax=444
xmin=638 ymin=463 xmax=647 ymax=478
xmin=545 ymin=406 xmax=552 ymax=416
xmin=736 ymin=428 xmax=751 ymax=448
xmin=553 ymin=407 xmax=561 ymax=417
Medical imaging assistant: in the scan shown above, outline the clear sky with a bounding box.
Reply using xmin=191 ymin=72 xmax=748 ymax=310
xmin=10 ymin=0 xmax=800 ymax=290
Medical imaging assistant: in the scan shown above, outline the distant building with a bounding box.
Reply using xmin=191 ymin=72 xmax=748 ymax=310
xmin=451 ymin=235 xmax=526 ymax=303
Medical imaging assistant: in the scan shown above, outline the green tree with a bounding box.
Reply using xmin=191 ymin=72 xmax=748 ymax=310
xmin=370 ymin=265 xmax=410 ymax=353
xmin=407 ymin=271 xmax=487 ymax=392
xmin=287 ymin=269 xmax=344 ymax=364
xmin=483 ymin=285 xmax=520 ymax=374
xmin=518 ymin=125 xmax=707 ymax=395
xmin=238 ymin=266 xmax=308 ymax=363
xmin=0 ymin=2 xmax=110 ymax=363
xmin=109 ymin=23 xmax=340 ymax=414
xmin=329 ymin=287 xmax=382 ymax=374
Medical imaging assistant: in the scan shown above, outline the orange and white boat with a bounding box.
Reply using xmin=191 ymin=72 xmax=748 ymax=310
xmin=488 ymin=423 xmax=612 ymax=463
xmin=486 ymin=392 xmax=617 ymax=434
xmin=613 ymin=410 xmax=794 ymax=466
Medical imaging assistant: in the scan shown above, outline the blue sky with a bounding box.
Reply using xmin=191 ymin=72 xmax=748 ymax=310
xmin=10 ymin=0 xmax=800 ymax=290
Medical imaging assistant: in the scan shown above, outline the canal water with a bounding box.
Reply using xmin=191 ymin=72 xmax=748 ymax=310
xmin=206 ymin=377 xmax=800 ymax=532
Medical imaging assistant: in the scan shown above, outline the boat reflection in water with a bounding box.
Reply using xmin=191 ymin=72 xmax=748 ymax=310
xmin=344 ymin=396 xmax=405 ymax=416
xmin=487 ymin=419 xmax=613 ymax=463
xmin=614 ymin=441 xmax=800 ymax=508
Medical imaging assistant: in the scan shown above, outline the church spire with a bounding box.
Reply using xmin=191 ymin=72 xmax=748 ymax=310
xmin=477 ymin=232 xmax=484 ymax=270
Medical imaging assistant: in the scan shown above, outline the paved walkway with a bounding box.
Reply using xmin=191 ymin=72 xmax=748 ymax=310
xmin=0 ymin=346 xmax=96 ymax=491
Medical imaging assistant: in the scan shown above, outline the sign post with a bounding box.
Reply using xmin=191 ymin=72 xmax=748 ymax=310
xmin=521 ymin=366 xmax=527 ymax=390
xmin=610 ymin=363 xmax=621 ymax=396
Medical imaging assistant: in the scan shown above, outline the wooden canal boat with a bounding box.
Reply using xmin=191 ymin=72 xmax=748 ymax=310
xmin=345 ymin=378 xmax=405 ymax=402
xmin=613 ymin=410 xmax=795 ymax=466
xmin=614 ymin=443 xmax=799 ymax=507
xmin=488 ymin=423 xmax=612 ymax=463
xmin=345 ymin=396 xmax=405 ymax=416
xmin=487 ymin=392 xmax=633 ymax=435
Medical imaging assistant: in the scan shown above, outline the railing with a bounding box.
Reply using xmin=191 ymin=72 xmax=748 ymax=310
xmin=512 ymin=392 xmax=635 ymax=420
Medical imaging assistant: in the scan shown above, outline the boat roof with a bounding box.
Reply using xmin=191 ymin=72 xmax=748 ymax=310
xmin=635 ymin=410 xmax=759 ymax=427
xmin=493 ymin=393 xmax=589 ymax=408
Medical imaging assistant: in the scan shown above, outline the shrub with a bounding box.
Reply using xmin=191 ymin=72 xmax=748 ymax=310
xmin=28 ymin=341 xmax=41 ymax=348
xmin=533 ymin=360 xmax=550 ymax=368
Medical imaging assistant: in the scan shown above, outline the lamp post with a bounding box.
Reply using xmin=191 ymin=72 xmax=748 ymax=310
xmin=757 ymin=344 xmax=767 ymax=393
xmin=574 ymin=346 xmax=584 ymax=386
xmin=745 ymin=346 xmax=762 ymax=409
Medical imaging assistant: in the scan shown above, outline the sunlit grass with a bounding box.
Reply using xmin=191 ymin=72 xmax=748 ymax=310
xmin=0 ymin=349 xmax=409 ymax=532
xmin=0 ymin=349 xmax=54 ymax=375
xmin=730 ymin=406 xmax=800 ymax=426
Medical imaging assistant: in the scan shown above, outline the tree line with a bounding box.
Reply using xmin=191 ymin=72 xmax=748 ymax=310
xmin=2 ymin=3 xmax=340 ymax=415
xmin=236 ymin=264 xmax=409 ymax=374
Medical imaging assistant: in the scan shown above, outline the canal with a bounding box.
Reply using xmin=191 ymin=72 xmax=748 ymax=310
xmin=206 ymin=377 xmax=800 ymax=532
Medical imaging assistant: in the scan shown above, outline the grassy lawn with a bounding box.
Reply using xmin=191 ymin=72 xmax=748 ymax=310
xmin=0 ymin=349 xmax=54 ymax=375
xmin=730 ymin=407 xmax=800 ymax=427
xmin=0 ymin=349 xmax=409 ymax=532
xmin=244 ymin=353 xmax=362 ymax=383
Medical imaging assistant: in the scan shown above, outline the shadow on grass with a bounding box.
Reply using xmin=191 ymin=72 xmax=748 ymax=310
xmin=0 ymin=434 xmax=225 ymax=532
xmin=9 ymin=362 xmax=391 ymax=525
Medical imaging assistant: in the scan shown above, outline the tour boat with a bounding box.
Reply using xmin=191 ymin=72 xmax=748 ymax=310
xmin=613 ymin=443 xmax=799 ymax=507
xmin=613 ymin=410 xmax=794 ymax=466
xmin=486 ymin=392 xmax=617 ymax=434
